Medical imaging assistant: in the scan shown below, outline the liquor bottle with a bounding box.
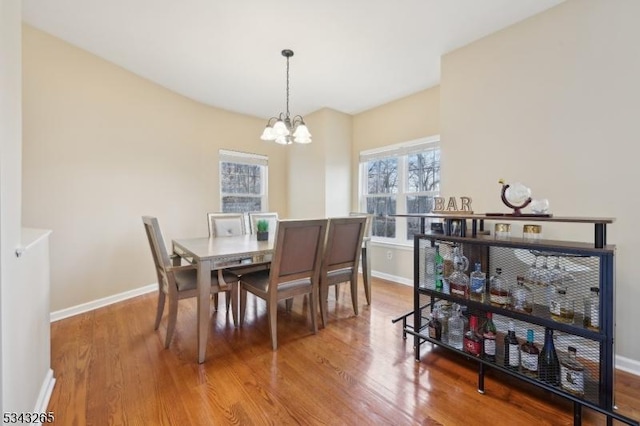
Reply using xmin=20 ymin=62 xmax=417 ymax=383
xmin=447 ymin=305 xmax=465 ymax=350
xmin=463 ymin=315 xmax=482 ymax=356
xmin=470 ymin=263 xmax=486 ymax=302
xmin=550 ymin=287 xmax=575 ymax=324
xmin=435 ymin=247 xmax=445 ymax=292
xmin=520 ymin=329 xmax=539 ymax=377
xmin=482 ymin=312 xmax=497 ymax=362
xmin=560 ymin=346 xmax=585 ymax=397
xmin=449 ymin=261 xmax=470 ymax=299
xmin=503 ymin=320 xmax=520 ymax=370
xmin=538 ymin=327 xmax=560 ymax=385
xmin=490 ymin=268 xmax=509 ymax=308
xmin=583 ymin=287 xmax=600 ymax=331
xmin=509 ymin=275 xmax=534 ymax=314
xmin=427 ymin=307 xmax=442 ymax=341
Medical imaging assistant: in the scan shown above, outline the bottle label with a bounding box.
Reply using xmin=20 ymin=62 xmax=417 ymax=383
xmin=483 ymin=336 xmax=496 ymax=356
xmin=491 ymin=294 xmax=509 ymax=305
xmin=450 ymin=287 xmax=466 ymax=297
xmin=508 ymin=344 xmax=520 ymax=367
xmin=470 ymin=277 xmax=485 ymax=293
xmin=428 ymin=324 xmax=438 ymax=339
xmin=464 ymin=337 xmax=481 ymax=356
xmin=561 ymin=365 xmax=585 ymax=395
xmin=550 ymin=299 xmax=561 ymax=316
xmin=521 ymin=352 xmax=538 ymax=373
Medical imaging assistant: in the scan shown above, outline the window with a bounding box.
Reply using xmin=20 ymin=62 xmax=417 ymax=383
xmin=219 ymin=150 xmax=268 ymax=213
xmin=359 ymin=136 xmax=440 ymax=244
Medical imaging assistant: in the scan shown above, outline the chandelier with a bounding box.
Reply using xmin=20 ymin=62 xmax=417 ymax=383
xmin=260 ymin=49 xmax=312 ymax=144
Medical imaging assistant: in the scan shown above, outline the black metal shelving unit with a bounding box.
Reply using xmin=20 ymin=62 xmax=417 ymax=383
xmin=394 ymin=214 xmax=638 ymax=426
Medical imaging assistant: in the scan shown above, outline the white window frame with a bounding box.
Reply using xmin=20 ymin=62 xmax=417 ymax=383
xmin=219 ymin=149 xmax=269 ymax=213
xmin=359 ymin=135 xmax=440 ymax=246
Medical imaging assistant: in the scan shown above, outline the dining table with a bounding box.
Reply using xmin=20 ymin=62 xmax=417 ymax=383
xmin=172 ymin=234 xmax=274 ymax=363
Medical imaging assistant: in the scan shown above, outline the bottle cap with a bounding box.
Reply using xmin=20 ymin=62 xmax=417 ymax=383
xmin=527 ymin=329 xmax=534 ymax=341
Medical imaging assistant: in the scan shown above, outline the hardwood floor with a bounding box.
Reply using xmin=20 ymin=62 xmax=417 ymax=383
xmin=49 ymin=277 xmax=639 ymax=425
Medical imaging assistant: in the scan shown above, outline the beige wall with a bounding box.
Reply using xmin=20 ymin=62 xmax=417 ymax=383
xmin=352 ymin=87 xmax=440 ymax=282
xmin=441 ymin=0 xmax=640 ymax=360
xmin=21 ymin=25 xmax=289 ymax=311
xmin=288 ymin=108 xmax=352 ymax=218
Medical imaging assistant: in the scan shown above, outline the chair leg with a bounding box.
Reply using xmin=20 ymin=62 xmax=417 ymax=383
xmin=229 ymin=284 xmax=239 ymax=328
xmin=350 ymin=276 xmax=359 ymax=316
xmin=285 ymin=297 xmax=293 ymax=312
xmin=213 ymin=293 xmax=219 ymax=311
xmin=319 ymin=282 xmax=329 ymax=328
xmin=225 ymin=290 xmax=231 ymax=313
xmin=154 ymin=291 xmax=166 ymax=330
xmin=362 ymin=246 xmax=371 ymax=305
xmin=239 ymin=287 xmax=247 ymax=327
xmin=165 ymin=296 xmax=179 ymax=348
xmin=268 ymin=300 xmax=278 ymax=350
xmin=334 ymin=284 xmax=339 ymax=300
xmin=309 ymin=290 xmax=318 ymax=335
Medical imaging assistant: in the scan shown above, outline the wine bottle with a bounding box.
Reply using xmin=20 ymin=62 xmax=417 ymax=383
xmin=503 ymin=320 xmax=520 ymax=370
xmin=482 ymin=312 xmax=497 ymax=362
xmin=463 ymin=315 xmax=482 ymax=356
xmin=538 ymin=327 xmax=560 ymax=385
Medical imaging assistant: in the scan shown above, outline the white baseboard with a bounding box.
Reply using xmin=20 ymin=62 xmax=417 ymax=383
xmin=616 ymin=354 xmax=640 ymax=376
xmin=50 ymin=283 xmax=156 ymax=322
xmin=34 ymin=368 xmax=55 ymax=414
xmin=371 ymin=270 xmax=412 ymax=286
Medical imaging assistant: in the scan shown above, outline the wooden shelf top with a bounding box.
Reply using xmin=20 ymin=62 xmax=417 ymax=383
xmin=391 ymin=213 xmax=615 ymax=224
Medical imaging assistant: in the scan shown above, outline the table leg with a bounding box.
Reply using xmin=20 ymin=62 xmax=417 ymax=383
xmin=197 ymin=259 xmax=212 ymax=363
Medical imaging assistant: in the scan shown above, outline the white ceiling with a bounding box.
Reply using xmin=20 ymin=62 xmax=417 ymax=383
xmin=22 ymin=0 xmax=565 ymax=119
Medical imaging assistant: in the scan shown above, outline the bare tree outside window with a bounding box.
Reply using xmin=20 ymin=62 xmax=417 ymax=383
xmin=360 ymin=140 xmax=440 ymax=243
xmin=220 ymin=161 xmax=265 ymax=213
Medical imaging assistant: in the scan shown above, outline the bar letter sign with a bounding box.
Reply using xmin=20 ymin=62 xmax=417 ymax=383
xmin=432 ymin=196 xmax=473 ymax=214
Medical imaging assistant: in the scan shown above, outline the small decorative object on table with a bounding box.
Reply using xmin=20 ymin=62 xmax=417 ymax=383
xmin=256 ymin=219 xmax=269 ymax=241
xmin=487 ymin=179 xmax=552 ymax=217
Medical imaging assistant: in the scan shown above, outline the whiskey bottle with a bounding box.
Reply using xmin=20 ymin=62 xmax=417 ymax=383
xmin=538 ymin=327 xmax=560 ymax=385
xmin=490 ymin=268 xmax=509 ymax=308
xmin=520 ymin=329 xmax=539 ymax=377
xmin=503 ymin=320 xmax=520 ymax=370
xmin=550 ymin=287 xmax=574 ymax=324
xmin=482 ymin=312 xmax=497 ymax=362
xmin=509 ymin=275 xmax=534 ymax=314
xmin=427 ymin=308 xmax=442 ymax=341
xmin=560 ymin=346 xmax=585 ymax=397
xmin=583 ymin=287 xmax=600 ymax=331
xmin=470 ymin=263 xmax=486 ymax=302
xmin=449 ymin=261 xmax=470 ymax=299
xmin=463 ymin=315 xmax=482 ymax=356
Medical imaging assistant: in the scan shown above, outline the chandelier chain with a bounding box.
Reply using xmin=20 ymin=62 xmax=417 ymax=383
xmin=285 ymin=55 xmax=290 ymax=119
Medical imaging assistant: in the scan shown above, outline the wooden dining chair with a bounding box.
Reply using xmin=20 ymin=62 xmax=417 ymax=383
xmin=349 ymin=212 xmax=373 ymax=304
xmin=248 ymin=212 xmax=279 ymax=235
xmin=239 ymin=218 xmax=328 ymax=350
xmin=142 ymin=216 xmax=238 ymax=347
xmin=207 ymin=212 xmax=247 ymax=237
xmin=319 ymin=216 xmax=367 ymax=328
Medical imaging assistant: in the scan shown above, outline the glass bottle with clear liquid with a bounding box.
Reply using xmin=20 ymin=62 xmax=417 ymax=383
xmin=447 ymin=305 xmax=465 ymax=350
xmin=583 ymin=287 xmax=600 ymax=331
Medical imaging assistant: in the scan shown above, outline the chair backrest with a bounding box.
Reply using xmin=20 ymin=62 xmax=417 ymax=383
xmin=323 ymin=216 xmax=367 ymax=274
xmin=207 ymin=212 xmax=247 ymax=237
xmin=349 ymin=212 xmax=373 ymax=239
xmin=249 ymin=212 xmax=279 ymax=235
xmin=268 ymin=219 xmax=328 ymax=288
xmin=142 ymin=216 xmax=171 ymax=291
